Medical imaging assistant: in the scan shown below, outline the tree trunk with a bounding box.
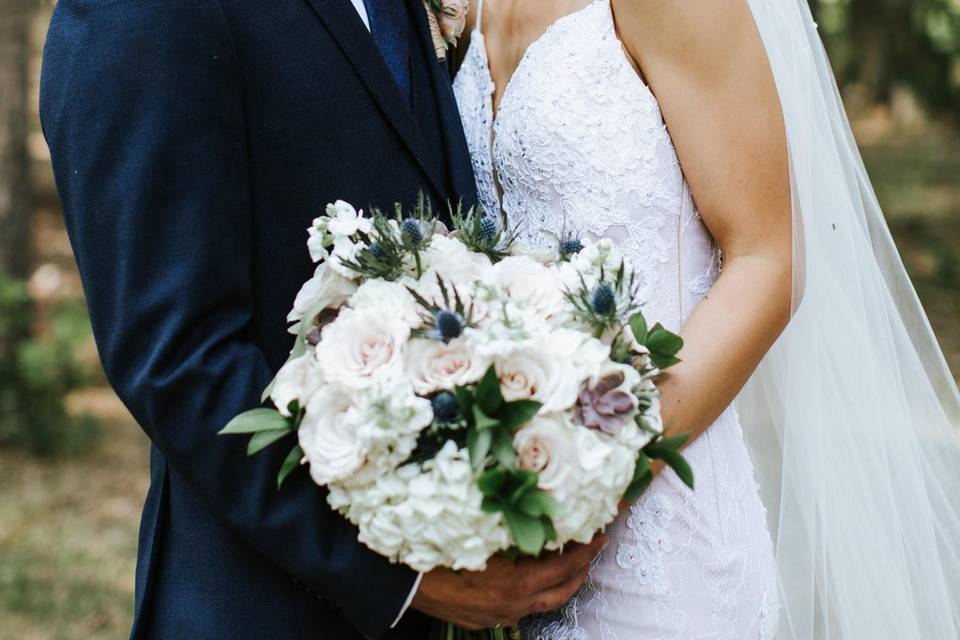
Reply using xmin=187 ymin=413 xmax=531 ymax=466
xmin=0 ymin=0 xmax=34 ymax=281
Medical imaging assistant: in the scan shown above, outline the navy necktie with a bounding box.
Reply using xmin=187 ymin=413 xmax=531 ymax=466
xmin=363 ymin=0 xmax=413 ymax=108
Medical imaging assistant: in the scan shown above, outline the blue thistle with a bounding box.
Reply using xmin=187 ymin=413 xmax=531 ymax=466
xmin=591 ymin=283 xmax=616 ymax=315
xmin=560 ymin=237 xmax=583 ymax=256
xmin=431 ymin=391 xmax=460 ymax=422
xmin=435 ymin=310 xmax=463 ymax=341
xmin=366 ymin=241 xmax=386 ymax=260
xmin=479 ymin=216 xmax=498 ymax=241
xmin=400 ymin=218 xmax=425 ymax=247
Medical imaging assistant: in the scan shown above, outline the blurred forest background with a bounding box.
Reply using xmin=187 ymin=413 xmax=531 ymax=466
xmin=1 ymin=0 xmax=958 ymax=638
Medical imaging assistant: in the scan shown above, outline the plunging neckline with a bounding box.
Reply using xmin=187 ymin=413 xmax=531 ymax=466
xmin=473 ymin=0 xmax=603 ymax=122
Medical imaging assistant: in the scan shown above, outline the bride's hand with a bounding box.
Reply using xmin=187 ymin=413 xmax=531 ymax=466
xmin=412 ymin=533 xmax=607 ymax=630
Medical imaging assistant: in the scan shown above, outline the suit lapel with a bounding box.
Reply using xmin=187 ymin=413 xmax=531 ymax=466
xmin=406 ymin=0 xmax=478 ymax=211
xmin=302 ymin=0 xmax=447 ymax=199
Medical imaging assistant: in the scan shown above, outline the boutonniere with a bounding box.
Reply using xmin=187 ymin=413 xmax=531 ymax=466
xmin=423 ymin=0 xmax=468 ymax=62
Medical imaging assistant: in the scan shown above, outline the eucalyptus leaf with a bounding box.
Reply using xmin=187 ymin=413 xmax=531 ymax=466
xmin=219 ymin=408 xmax=290 ymax=435
xmin=277 ymin=445 xmax=303 ymax=488
xmin=247 ymin=429 xmax=290 ymax=456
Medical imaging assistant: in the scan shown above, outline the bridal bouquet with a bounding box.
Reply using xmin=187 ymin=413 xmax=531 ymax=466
xmin=221 ymin=199 xmax=692 ymax=638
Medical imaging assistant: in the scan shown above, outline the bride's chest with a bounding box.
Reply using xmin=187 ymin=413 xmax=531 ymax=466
xmin=490 ymin=27 xmax=686 ymax=214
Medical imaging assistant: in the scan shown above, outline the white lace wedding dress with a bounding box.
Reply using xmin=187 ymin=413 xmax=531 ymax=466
xmin=453 ymin=1 xmax=779 ymax=637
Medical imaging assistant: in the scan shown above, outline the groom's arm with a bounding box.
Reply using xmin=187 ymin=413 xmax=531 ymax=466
xmin=38 ymin=1 xmax=417 ymax=635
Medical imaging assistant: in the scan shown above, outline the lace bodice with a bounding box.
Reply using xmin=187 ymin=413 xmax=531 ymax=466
xmin=453 ymin=2 xmax=779 ymax=638
xmin=453 ymin=0 xmax=718 ymax=330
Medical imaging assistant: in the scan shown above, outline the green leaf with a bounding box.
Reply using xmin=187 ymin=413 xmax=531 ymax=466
xmin=628 ymin=312 xmax=648 ymax=343
xmin=649 ymin=433 xmax=690 ymax=452
xmin=475 ymin=365 xmax=504 ymax=414
xmin=503 ymin=508 xmax=548 ymax=555
xmin=219 ymin=408 xmax=290 ymax=435
xmin=294 ymin=299 xmax=329 ymax=357
xmin=247 ymin=429 xmax=290 ymax=456
xmin=497 ymin=400 xmax=542 ymax=430
xmin=646 ymin=325 xmax=684 ymax=356
xmin=623 ymin=472 xmax=654 ymax=503
xmin=454 ymin=386 xmax=474 ymax=417
xmin=481 ymin=496 xmax=503 ymax=513
xmin=491 ymin=433 xmax=518 ymax=468
xmin=623 ymin=453 xmax=654 ymax=503
xmin=472 ymin=405 xmax=500 ymax=431
xmin=478 ymin=468 xmax=509 ymax=496
xmin=647 ymin=448 xmax=695 ymax=490
xmin=468 ymin=428 xmax=493 ymax=469
xmin=518 ymin=490 xmax=561 ymax=518
xmin=650 ymin=354 xmax=682 ymax=369
xmin=261 ymin=379 xmax=276 ymax=404
xmin=277 ymin=445 xmax=303 ymax=488
xmin=509 ymin=470 xmax=540 ymax=505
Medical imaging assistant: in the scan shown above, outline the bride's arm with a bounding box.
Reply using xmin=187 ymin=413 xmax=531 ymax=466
xmin=612 ymin=0 xmax=793 ymax=451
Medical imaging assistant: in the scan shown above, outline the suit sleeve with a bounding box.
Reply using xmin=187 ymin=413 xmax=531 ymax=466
xmin=39 ymin=1 xmax=417 ymax=635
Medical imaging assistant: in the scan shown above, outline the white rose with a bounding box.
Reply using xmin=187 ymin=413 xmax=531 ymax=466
xmin=514 ymin=414 xmax=578 ymax=498
xmin=299 ymin=380 xmax=432 ymax=487
xmin=315 ymin=307 xmax=409 ymax=388
xmin=487 ymin=255 xmax=566 ymax=321
xmin=405 ymin=337 xmax=490 ymax=395
xmin=422 ymin=235 xmax=492 ymax=284
xmin=299 ymin=385 xmax=365 ymax=485
xmin=286 ymin=263 xmax=358 ymax=332
xmin=349 ymin=278 xmax=420 ymax=326
xmin=412 ymin=236 xmax=493 ymax=321
xmin=270 ymin=353 xmax=323 ymax=416
xmin=492 ymin=330 xmax=600 ymax=412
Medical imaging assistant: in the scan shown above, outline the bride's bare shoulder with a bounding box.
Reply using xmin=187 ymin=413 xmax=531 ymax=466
xmin=612 ymin=0 xmax=763 ymax=78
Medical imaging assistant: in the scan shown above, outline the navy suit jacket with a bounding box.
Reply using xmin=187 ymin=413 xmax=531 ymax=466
xmin=39 ymin=0 xmax=477 ymax=638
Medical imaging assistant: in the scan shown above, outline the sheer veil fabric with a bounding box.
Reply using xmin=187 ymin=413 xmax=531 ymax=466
xmin=739 ymin=0 xmax=960 ymax=637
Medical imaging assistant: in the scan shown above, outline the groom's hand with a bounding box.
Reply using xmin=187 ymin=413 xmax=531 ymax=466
xmin=411 ymin=533 xmax=608 ymax=630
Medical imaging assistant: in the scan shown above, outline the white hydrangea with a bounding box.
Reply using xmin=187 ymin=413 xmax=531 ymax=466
xmin=328 ymin=441 xmax=510 ymax=571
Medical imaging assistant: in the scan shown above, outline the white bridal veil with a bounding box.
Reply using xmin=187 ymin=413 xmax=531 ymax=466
xmin=739 ymin=0 xmax=960 ymax=637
